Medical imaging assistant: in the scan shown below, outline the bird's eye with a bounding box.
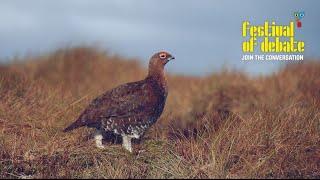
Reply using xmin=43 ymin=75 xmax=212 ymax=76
xmin=159 ymin=53 xmax=167 ymax=59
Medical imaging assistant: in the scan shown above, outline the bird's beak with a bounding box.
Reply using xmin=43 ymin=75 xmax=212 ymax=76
xmin=169 ymin=56 xmax=175 ymax=61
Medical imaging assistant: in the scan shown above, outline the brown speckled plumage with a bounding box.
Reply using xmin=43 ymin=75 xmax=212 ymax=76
xmin=63 ymin=51 xmax=174 ymax=152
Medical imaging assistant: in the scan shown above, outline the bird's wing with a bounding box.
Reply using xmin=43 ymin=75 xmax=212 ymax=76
xmin=91 ymin=80 xmax=156 ymax=118
xmin=65 ymin=80 xmax=158 ymax=131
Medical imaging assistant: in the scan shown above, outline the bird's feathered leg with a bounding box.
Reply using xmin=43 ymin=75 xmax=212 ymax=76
xmin=94 ymin=130 xmax=105 ymax=149
xmin=122 ymin=135 xmax=132 ymax=152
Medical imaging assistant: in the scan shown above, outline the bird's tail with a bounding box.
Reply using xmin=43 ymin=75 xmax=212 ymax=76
xmin=63 ymin=123 xmax=77 ymax=132
xmin=63 ymin=119 xmax=84 ymax=132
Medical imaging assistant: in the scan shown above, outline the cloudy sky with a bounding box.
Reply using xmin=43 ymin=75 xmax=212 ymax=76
xmin=0 ymin=0 xmax=319 ymax=75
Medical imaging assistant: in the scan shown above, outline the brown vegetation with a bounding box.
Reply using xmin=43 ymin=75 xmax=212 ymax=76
xmin=0 ymin=47 xmax=319 ymax=178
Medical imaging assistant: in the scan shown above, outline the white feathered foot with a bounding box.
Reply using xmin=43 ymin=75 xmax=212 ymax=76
xmin=94 ymin=130 xmax=105 ymax=149
xmin=122 ymin=135 xmax=133 ymax=153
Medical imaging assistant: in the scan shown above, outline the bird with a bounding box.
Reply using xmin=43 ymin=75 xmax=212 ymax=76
xmin=63 ymin=51 xmax=174 ymax=152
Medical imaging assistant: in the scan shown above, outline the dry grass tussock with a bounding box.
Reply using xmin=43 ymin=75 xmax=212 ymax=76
xmin=0 ymin=47 xmax=319 ymax=178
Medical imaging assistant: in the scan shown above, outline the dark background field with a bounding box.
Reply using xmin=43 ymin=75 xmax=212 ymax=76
xmin=0 ymin=47 xmax=319 ymax=178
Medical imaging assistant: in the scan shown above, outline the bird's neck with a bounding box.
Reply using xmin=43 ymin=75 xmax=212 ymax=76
xmin=148 ymin=64 xmax=164 ymax=78
xmin=147 ymin=65 xmax=167 ymax=91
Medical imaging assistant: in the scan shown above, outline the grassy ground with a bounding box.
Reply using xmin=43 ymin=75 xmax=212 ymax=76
xmin=0 ymin=47 xmax=319 ymax=178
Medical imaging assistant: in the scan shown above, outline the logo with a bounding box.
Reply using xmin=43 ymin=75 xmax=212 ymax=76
xmin=294 ymin=12 xmax=305 ymax=28
xmin=241 ymin=12 xmax=305 ymax=61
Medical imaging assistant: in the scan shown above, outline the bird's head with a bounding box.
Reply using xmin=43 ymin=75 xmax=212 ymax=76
xmin=150 ymin=51 xmax=175 ymax=66
xmin=148 ymin=51 xmax=174 ymax=77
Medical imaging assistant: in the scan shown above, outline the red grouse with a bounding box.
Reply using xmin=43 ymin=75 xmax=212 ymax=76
xmin=63 ymin=51 xmax=174 ymax=152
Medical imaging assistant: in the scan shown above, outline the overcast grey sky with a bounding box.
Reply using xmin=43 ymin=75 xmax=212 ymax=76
xmin=0 ymin=0 xmax=319 ymax=75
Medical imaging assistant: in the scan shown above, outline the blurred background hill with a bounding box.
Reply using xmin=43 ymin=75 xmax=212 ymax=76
xmin=0 ymin=47 xmax=319 ymax=178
